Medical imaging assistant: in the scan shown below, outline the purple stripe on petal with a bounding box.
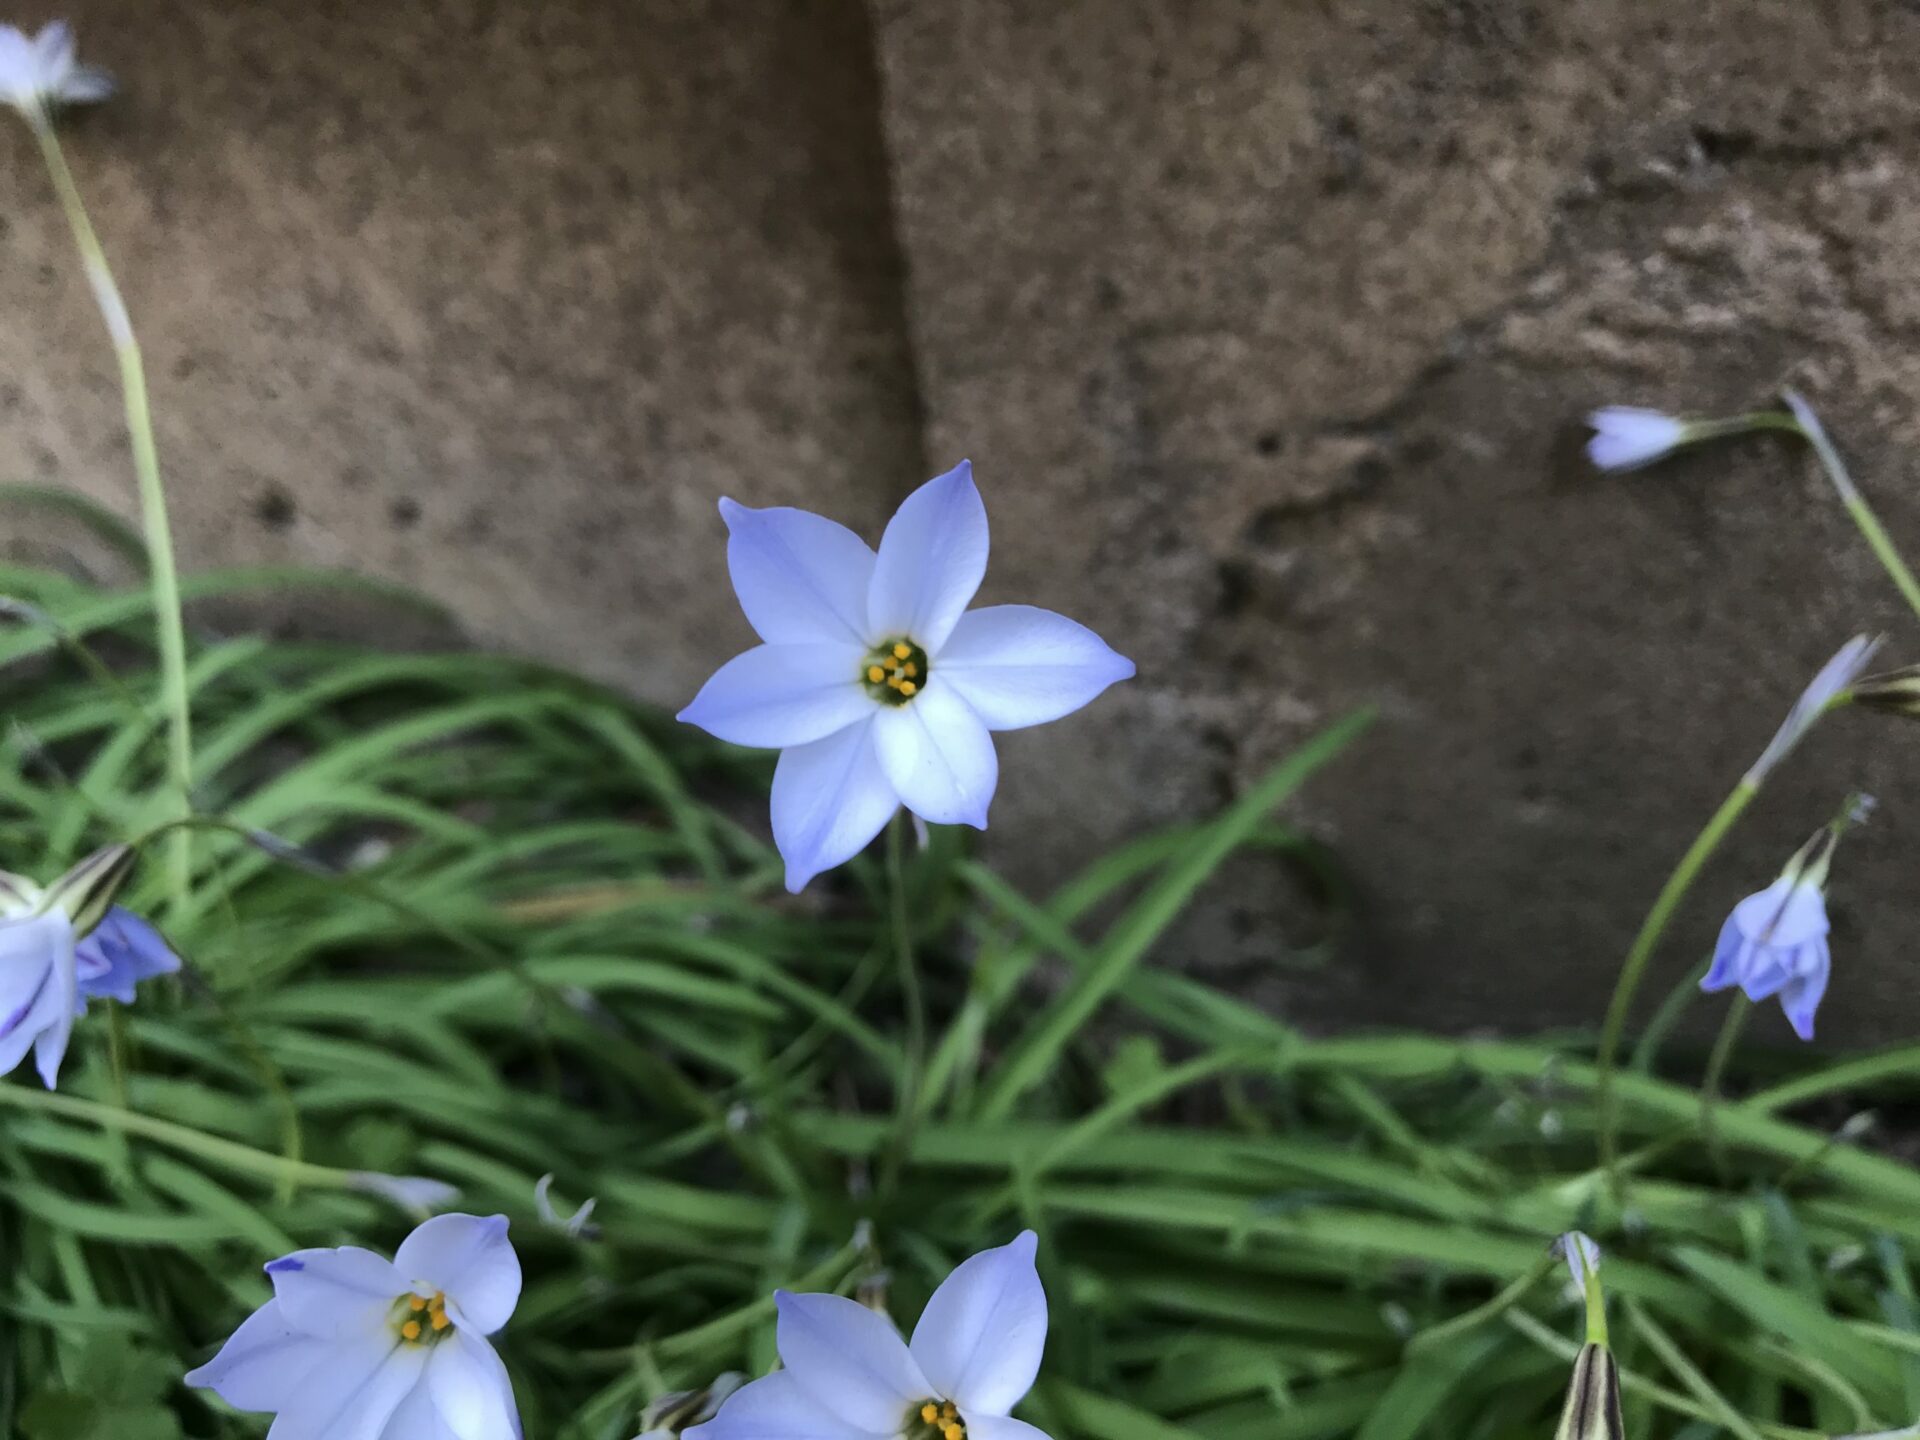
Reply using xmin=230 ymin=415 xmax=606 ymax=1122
xmin=264 ymin=1257 xmax=306 ymax=1274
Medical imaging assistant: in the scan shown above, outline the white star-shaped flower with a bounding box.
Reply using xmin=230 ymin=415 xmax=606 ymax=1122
xmin=186 ymin=1213 xmax=523 ymax=1440
xmin=690 ymin=1233 xmax=1051 ymax=1440
xmin=678 ymin=461 xmax=1135 ymax=890
xmin=0 ymin=21 xmax=112 ymax=120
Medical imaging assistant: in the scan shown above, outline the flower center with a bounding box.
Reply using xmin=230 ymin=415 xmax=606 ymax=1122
xmin=393 ymin=1290 xmax=452 ymax=1345
xmin=863 ymin=638 xmax=929 ymax=706
xmin=909 ymin=1399 xmax=965 ymax=1440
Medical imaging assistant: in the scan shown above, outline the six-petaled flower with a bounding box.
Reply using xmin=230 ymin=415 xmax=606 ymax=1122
xmin=678 ymin=462 xmax=1134 ymax=891
xmin=0 ymin=21 xmax=111 ymax=121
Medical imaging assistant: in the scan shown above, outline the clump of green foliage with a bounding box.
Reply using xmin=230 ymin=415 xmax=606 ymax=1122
xmin=6 ymin=558 xmax=1920 ymax=1440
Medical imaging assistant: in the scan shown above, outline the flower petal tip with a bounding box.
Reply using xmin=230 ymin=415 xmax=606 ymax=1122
xmin=1011 ymin=1229 xmax=1038 ymax=1256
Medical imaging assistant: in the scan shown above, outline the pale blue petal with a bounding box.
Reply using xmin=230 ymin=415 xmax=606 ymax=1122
xmin=936 ymin=605 xmax=1134 ymax=731
xmin=873 ymin=680 xmax=998 ymax=829
xmin=963 ymin=1413 xmax=1055 ymax=1440
xmin=394 ymin=1215 xmax=520 ymax=1337
xmin=426 ymin=1329 xmax=521 ymax=1440
xmin=678 ymin=644 xmax=872 ymax=750
xmin=28 ymin=915 xmax=76 ymax=1089
xmin=868 ymin=461 xmax=989 ymax=652
xmin=1779 ymin=940 xmax=1830 ymax=1041
xmin=266 ymin=1331 xmax=427 ymax=1440
xmin=720 ymin=499 xmax=877 ymax=646
xmin=770 ymin=718 xmax=899 ymax=892
xmin=378 ymin=1375 xmax=457 ymax=1440
xmin=1699 ymin=911 xmax=1746 ymax=993
xmin=910 ymin=1231 xmax=1046 ymax=1415
xmin=267 ymin=1246 xmax=403 ymax=1336
xmin=75 ymin=907 xmax=181 ymax=1005
xmin=686 ymin=1371 xmax=877 ymax=1440
xmin=185 ymin=1299 xmax=330 ymax=1412
xmin=775 ymin=1291 xmax=930 ymax=1433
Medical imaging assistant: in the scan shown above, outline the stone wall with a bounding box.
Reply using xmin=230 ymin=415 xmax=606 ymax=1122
xmin=7 ymin=0 xmax=1920 ymax=1041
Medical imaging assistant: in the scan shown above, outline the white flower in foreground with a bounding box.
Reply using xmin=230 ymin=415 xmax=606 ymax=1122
xmin=0 ymin=21 xmax=112 ymax=120
xmin=679 ymin=462 xmax=1135 ymax=891
xmin=689 ymin=1232 xmax=1050 ymax=1440
xmin=1746 ymin=634 xmax=1879 ymax=786
xmin=186 ymin=1213 xmax=523 ymax=1440
xmin=1585 ymin=407 xmax=1688 ymax=471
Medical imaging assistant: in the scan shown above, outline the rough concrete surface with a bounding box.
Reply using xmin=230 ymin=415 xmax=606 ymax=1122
xmin=9 ymin=1 xmax=1920 ymax=1042
xmin=870 ymin=0 xmax=1920 ymax=1042
xmin=0 ymin=0 xmax=922 ymax=687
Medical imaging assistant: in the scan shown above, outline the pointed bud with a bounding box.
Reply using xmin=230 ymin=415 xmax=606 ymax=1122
xmin=635 ymin=1373 xmax=746 ymax=1440
xmin=1846 ymin=664 xmax=1920 ymax=718
xmin=1746 ymin=635 xmax=1880 ymax=786
xmin=1586 ymin=407 xmax=1690 ymax=471
xmin=38 ymin=844 xmax=136 ymax=935
xmin=1553 ymin=1343 xmax=1624 ymax=1440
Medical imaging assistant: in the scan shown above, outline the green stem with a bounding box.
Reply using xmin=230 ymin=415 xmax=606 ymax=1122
xmin=1596 ymin=780 xmax=1756 ymax=1194
xmin=31 ymin=117 xmax=194 ymax=910
xmin=0 ymin=1082 xmax=354 ymax=1193
xmin=1782 ymin=390 xmax=1920 ymax=623
xmin=879 ymin=814 xmax=926 ymax=1195
xmin=1699 ymin=993 xmax=1752 ymax=1171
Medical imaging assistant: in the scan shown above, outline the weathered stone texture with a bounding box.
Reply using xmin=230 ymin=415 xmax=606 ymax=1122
xmin=0 ymin=0 xmax=922 ymax=693
xmin=870 ymin=0 xmax=1920 ymax=1041
xmin=11 ymin=0 xmax=1920 ymax=1042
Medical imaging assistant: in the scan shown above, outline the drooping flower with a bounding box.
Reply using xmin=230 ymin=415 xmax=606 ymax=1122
xmin=1585 ymin=407 xmax=1690 ymax=471
xmin=0 ymin=845 xmax=138 ymax=1088
xmin=0 ymin=21 xmax=112 ymax=121
xmin=1745 ymin=634 xmax=1879 ymax=786
xmin=1702 ymin=828 xmax=1840 ymax=1040
xmin=73 ymin=905 xmax=179 ymax=1008
xmin=185 ymin=1212 xmax=523 ymax=1440
xmin=679 ymin=462 xmax=1135 ymax=891
xmin=688 ymin=1232 xmax=1050 ymax=1440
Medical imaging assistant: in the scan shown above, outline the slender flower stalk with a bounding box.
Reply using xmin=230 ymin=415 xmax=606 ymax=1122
xmin=18 ymin=88 xmax=195 ymax=911
xmin=1594 ymin=636 xmax=1874 ymax=1193
xmin=1782 ymin=390 xmax=1920 ymax=624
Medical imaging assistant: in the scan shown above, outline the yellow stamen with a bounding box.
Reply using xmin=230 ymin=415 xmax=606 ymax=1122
xmin=884 ymin=654 xmax=901 ymax=671
xmin=408 ymin=1295 xmax=428 ymax=1312
xmin=893 ymin=642 xmax=911 ymax=659
xmin=899 ymin=680 xmax=917 ymax=696
xmin=903 ymin=661 xmax=917 ymax=677
xmin=430 ymin=1309 xmax=451 ymax=1331
xmin=401 ymin=1319 xmax=423 ymax=1341
xmin=942 ymin=1403 xmax=958 ymax=1422
xmin=887 ymin=675 xmax=904 ymax=690
xmin=944 ymin=1424 xmax=964 ymax=1440
xmin=867 ymin=664 xmax=886 ymax=683
xmin=921 ymin=1405 xmax=940 ymax=1424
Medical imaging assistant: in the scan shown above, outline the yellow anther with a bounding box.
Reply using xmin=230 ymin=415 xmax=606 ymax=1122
xmin=921 ymin=1405 xmax=940 ymax=1424
xmin=867 ymin=665 xmax=886 ymax=683
xmin=430 ymin=1309 xmax=452 ymax=1331
xmin=401 ymin=1319 xmax=423 ymax=1341
xmin=893 ymin=642 xmax=911 ymax=660
xmin=903 ymin=661 xmax=918 ymax=677
xmin=942 ymin=1403 xmax=957 ymax=1421
xmin=899 ymin=680 xmax=918 ymax=696
xmin=944 ymin=1424 xmax=964 ymax=1440
xmin=887 ymin=675 xmax=904 ymax=690
xmin=408 ymin=1295 xmax=428 ymax=1312
xmin=883 ymin=654 xmax=900 ymax=671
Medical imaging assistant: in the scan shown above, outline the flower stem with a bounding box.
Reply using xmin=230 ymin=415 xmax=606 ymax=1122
xmin=1699 ymin=993 xmax=1752 ymax=1173
xmin=30 ymin=117 xmax=194 ymax=911
xmin=1782 ymin=390 xmax=1920 ymax=623
xmin=0 ymin=1081 xmax=353 ymax=1193
xmin=878 ymin=814 xmax=926 ymax=1195
xmin=1596 ymin=779 xmax=1757 ymax=1194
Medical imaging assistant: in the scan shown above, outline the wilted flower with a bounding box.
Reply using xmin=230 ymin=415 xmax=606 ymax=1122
xmin=1702 ymin=827 xmax=1841 ymax=1040
xmin=1585 ymin=407 xmax=1689 ymax=471
xmin=689 ymin=1232 xmax=1050 ymax=1440
xmin=186 ymin=1213 xmax=522 ymax=1440
xmin=0 ymin=845 xmax=140 ymax=1088
xmin=679 ymin=463 xmax=1134 ymax=891
xmin=0 ymin=21 xmax=112 ymax=121
xmin=1745 ymin=634 xmax=1879 ymax=786
xmin=348 ymin=1171 xmax=462 ymax=1215
xmin=73 ymin=906 xmax=179 ymax=1007
xmin=535 ymin=1172 xmax=599 ymax=1239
